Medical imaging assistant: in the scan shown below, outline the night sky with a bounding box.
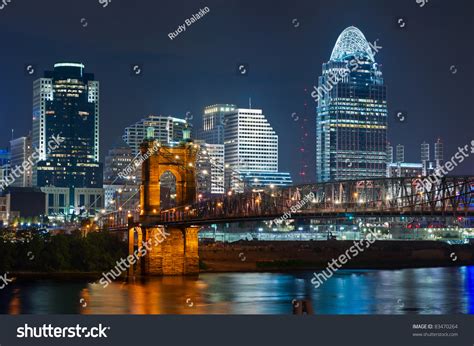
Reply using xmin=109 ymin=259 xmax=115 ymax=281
xmin=0 ymin=0 xmax=473 ymax=182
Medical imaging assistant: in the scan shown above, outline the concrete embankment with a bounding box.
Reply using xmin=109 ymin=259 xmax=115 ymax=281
xmin=199 ymin=240 xmax=474 ymax=272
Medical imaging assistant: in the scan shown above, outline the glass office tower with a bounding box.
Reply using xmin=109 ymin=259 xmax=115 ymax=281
xmin=316 ymin=26 xmax=387 ymax=182
xmin=32 ymin=63 xmax=103 ymax=210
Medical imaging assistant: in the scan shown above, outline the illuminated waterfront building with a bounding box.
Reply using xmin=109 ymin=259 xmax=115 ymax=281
xmin=316 ymin=26 xmax=387 ymax=182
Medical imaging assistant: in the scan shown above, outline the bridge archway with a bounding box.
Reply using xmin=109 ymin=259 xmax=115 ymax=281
xmin=140 ymin=140 xmax=198 ymax=220
xmin=160 ymin=170 xmax=177 ymax=210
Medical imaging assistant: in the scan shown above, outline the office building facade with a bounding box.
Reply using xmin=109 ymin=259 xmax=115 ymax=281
xmin=224 ymin=108 xmax=292 ymax=190
xmin=104 ymin=145 xmax=135 ymax=185
xmin=10 ymin=134 xmax=33 ymax=187
xmin=122 ymin=115 xmax=189 ymax=155
xmin=0 ymin=149 xmax=10 ymax=191
xmin=316 ymin=26 xmax=387 ymax=182
xmin=194 ymin=140 xmax=225 ymax=195
xmin=395 ymin=144 xmax=405 ymax=163
xmin=32 ymin=62 xmax=103 ymax=216
xmin=434 ymin=138 xmax=444 ymax=169
xmin=200 ymin=104 xmax=236 ymax=144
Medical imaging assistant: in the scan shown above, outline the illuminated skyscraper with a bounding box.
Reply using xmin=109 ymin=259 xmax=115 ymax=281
xmin=224 ymin=108 xmax=292 ymax=191
xmin=123 ymin=115 xmax=189 ymax=155
xmin=200 ymin=104 xmax=236 ymax=144
xmin=32 ymin=62 xmax=102 ymax=187
xmin=32 ymin=63 xmax=103 ymax=217
xmin=316 ymin=26 xmax=387 ymax=182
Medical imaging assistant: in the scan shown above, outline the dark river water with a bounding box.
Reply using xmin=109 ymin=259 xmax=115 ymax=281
xmin=1 ymin=266 xmax=473 ymax=314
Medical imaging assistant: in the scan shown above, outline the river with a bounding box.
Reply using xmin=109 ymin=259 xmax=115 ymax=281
xmin=1 ymin=266 xmax=473 ymax=314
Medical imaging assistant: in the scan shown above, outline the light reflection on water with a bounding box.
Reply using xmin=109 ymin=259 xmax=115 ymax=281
xmin=1 ymin=266 xmax=473 ymax=314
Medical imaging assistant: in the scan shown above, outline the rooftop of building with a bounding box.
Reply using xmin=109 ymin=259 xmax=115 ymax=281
xmin=330 ymin=26 xmax=375 ymax=63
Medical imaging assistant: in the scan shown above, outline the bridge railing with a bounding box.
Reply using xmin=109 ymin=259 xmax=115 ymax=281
xmin=156 ymin=176 xmax=473 ymax=224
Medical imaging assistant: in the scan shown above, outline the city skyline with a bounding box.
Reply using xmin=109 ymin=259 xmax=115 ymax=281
xmin=0 ymin=1 xmax=474 ymax=331
xmin=0 ymin=0 xmax=472 ymax=182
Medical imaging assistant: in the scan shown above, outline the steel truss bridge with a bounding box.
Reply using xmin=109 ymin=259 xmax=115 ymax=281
xmin=140 ymin=176 xmax=473 ymax=227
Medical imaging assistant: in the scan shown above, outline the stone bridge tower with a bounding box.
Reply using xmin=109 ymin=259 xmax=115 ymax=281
xmin=128 ymin=138 xmax=200 ymax=276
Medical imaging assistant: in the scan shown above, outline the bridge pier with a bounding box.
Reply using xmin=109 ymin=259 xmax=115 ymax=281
xmin=128 ymin=225 xmax=200 ymax=276
xmin=184 ymin=226 xmax=200 ymax=274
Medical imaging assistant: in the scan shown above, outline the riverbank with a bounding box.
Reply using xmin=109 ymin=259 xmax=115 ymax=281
xmin=7 ymin=240 xmax=473 ymax=279
xmin=199 ymin=240 xmax=474 ymax=272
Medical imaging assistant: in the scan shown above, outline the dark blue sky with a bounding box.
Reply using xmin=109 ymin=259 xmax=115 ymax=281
xmin=0 ymin=0 xmax=473 ymax=181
